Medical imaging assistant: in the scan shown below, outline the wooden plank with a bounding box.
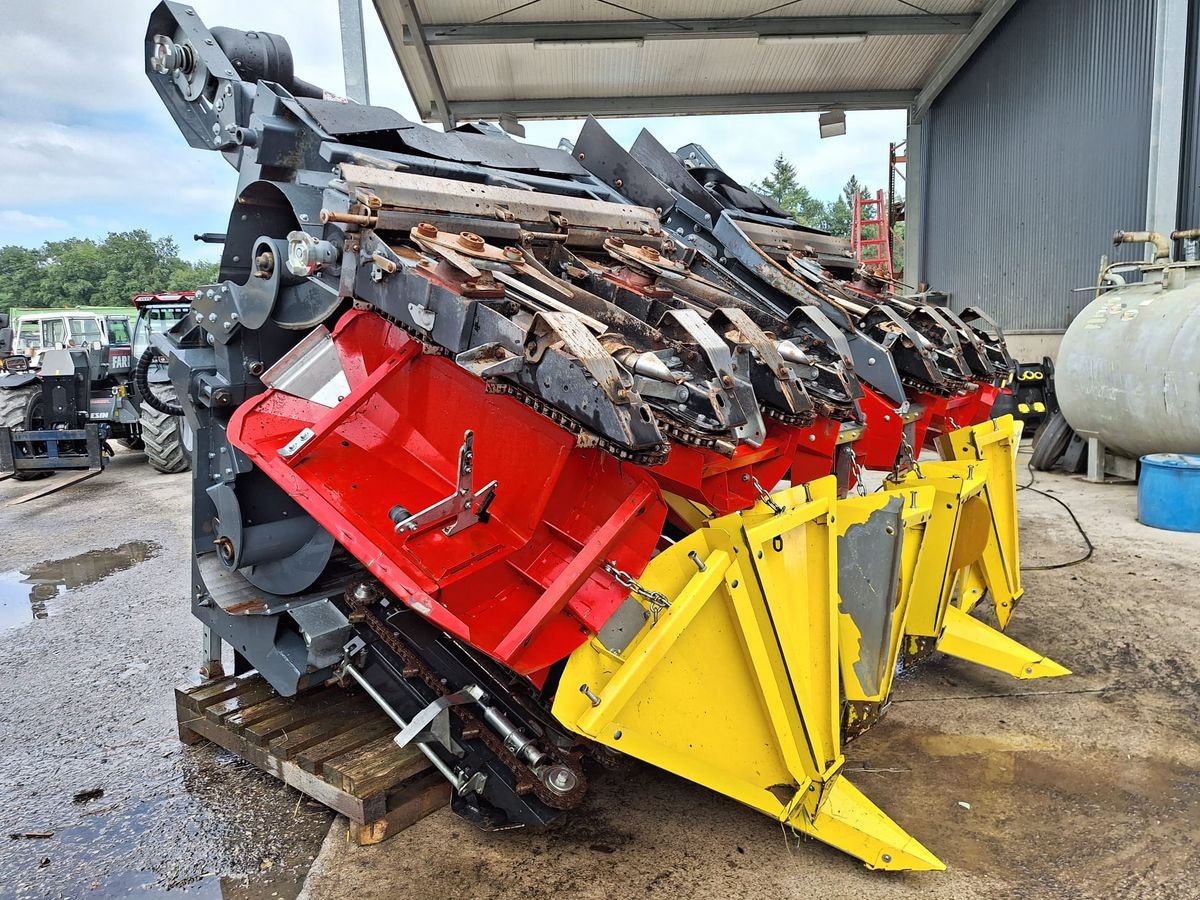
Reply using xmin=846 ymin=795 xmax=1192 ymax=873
xmin=349 ymin=771 xmax=450 ymax=846
xmin=184 ymin=713 xmax=370 ymax=821
xmin=323 ymin=733 xmax=423 ymax=793
xmin=269 ymin=698 xmax=378 ymax=761
xmin=203 ymin=682 xmax=280 ymax=724
xmin=295 ymin=718 xmax=396 ymax=775
xmin=245 ymin=691 xmax=367 ymax=747
xmin=177 ymin=673 xmax=266 ymax=713
xmin=175 ymin=673 xmax=442 ymax=844
xmin=348 ymin=746 xmax=429 ymax=799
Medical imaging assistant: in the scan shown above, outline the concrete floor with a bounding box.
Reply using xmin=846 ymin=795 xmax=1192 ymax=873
xmin=1 ymin=446 xmax=1197 ymax=898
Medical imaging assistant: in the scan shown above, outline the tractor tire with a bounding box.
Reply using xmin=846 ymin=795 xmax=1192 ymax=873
xmin=0 ymin=385 xmax=52 ymax=481
xmin=140 ymin=385 xmax=189 ymax=474
xmin=1030 ymin=410 xmax=1073 ymax=472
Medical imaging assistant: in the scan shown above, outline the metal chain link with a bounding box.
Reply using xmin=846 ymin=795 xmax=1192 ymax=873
xmin=750 ymin=475 xmax=786 ymax=514
xmin=899 ymin=435 xmax=924 ymax=479
xmin=846 ymin=447 xmax=867 ymax=496
xmin=603 ymin=561 xmax=671 ymax=623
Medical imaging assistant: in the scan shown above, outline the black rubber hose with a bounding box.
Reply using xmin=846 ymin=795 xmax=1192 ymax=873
xmin=135 ymin=347 xmax=185 ymax=416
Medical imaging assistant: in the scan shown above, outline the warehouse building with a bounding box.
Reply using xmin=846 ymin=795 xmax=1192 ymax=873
xmin=356 ymin=0 xmax=1194 ymax=360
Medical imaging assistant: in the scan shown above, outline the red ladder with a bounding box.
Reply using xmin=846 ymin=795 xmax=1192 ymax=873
xmin=852 ymin=189 xmax=892 ymax=276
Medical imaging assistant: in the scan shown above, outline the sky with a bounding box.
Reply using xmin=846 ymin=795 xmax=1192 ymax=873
xmin=0 ymin=2 xmax=906 ymax=263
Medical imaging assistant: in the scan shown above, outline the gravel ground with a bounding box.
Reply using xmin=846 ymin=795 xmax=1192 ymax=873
xmin=0 ymin=448 xmax=331 ymax=899
xmin=300 ymin=452 xmax=1200 ymax=900
xmin=2 ymin=445 xmax=1198 ymax=899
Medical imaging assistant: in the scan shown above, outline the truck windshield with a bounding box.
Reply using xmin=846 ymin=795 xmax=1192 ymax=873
xmin=133 ymin=305 xmax=189 ymax=358
xmin=107 ymin=317 xmax=131 ymax=344
xmin=68 ymin=318 xmax=104 ymax=347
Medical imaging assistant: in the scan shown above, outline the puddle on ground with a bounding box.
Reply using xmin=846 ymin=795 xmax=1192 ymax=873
xmin=0 ymin=540 xmax=160 ymax=631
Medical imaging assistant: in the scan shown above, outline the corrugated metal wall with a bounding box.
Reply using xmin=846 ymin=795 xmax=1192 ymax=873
xmin=1180 ymin=0 xmax=1200 ymax=232
xmin=922 ymin=0 xmax=1156 ymax=332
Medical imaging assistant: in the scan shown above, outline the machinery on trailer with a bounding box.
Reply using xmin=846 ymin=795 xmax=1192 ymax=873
xmin=144 ymin=1 xmax=1063 ymax=871
xmin=0 ymin=292 xmax=192 ymax=496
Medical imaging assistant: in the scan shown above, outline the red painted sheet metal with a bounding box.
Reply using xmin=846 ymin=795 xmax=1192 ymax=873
xmin=788 ymin=416 xmax=841 ymax=486
xmin=649 ymin=424 xmax=799 ymax=514
xmin=227 ymin=309 xmax=666 ymax=677
xmin=914 ymin=384 xmax=1000 ymax=446
xmin=855 ymin=386 xmax=905 ymax=470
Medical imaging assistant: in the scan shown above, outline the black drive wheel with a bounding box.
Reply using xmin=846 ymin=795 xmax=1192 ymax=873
xmin=140 ymin=383 xmax=189 ymax=474
xmin=1030 ymin=410 xmax=1073 ymax=472
xmin=0 ymin=384 xmax=52 ymax=481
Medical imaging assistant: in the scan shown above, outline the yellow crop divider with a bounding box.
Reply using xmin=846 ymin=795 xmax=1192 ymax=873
xmin=883 ymin=417 xmax=1068 ymax=680
xmin=553 ymin=478 xmax=944 ymax=871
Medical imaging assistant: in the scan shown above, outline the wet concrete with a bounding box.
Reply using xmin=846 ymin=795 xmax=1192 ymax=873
xmin=1 ymin=444 xmax=1198 ymax=898
xmin=299 ymin=451 xmax=1200 ymax=900
xmin=0 ymin=541 xmax=160 ymax=631
xmin=0 ymin=449 xmax=332 ymax=899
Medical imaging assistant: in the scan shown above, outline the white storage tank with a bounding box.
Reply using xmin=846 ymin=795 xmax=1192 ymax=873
xmin=1057 ymin=232 xmax=1200 ymax=460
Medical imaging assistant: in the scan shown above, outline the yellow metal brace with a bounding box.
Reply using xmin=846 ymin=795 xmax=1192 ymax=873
xmin=883 ymin=418 xmax=1069 ymax=680
xmin=937 ymin=415 xmax=1024 ymax=628
xmin=553 ymin=481 xmax=944 ymax=871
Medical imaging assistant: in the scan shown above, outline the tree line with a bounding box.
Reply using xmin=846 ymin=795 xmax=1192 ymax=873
xmin=0 ymin=230 xmax=219 ymax=311
xmin=751 ymin=155 xmax=880 ymax=235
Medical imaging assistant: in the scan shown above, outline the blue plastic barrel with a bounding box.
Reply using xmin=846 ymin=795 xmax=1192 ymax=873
xmin=1138 ymin=454 xmax=1200 ymax=532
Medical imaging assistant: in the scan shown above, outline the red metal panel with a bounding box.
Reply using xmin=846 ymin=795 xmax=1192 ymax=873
xmin=228 ymin=309 xmax=666 ymax=677
xmin=649 ymin=425 xmax=799 ymax=514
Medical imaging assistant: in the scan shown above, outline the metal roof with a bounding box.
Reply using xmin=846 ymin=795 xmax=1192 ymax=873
xmin=371 ymin=0 xmax=1016 ymax=128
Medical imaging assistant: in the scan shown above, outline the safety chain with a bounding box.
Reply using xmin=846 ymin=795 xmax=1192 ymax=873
xmin=899 ymin=436 xmax=924 ymax=480
xmin=846 ymin=447 xmax=868 ymax=496
xmin=750 ymin=475 xmax=786 ymax=514
xmin=603 ymin=561 xmax=671 ymax=624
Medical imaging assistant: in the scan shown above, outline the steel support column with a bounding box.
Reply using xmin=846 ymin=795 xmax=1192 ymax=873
xmin=338 ymin=0 xmax=371 ymax=104
xmin=1146 ymin=0 xmax=1190 ymax=245
xmin=905 ymin=108 xmax=926 ymax=289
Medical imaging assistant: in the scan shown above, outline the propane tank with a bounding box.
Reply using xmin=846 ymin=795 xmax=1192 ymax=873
xmin=1057 ymin=238 xmax=1200 ymax=459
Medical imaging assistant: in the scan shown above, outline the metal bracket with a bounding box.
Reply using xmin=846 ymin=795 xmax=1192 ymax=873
xmin=393 ymin=684 xmax=484 ymax=755
xmin=390 ymin=430 xmax=498 ymax=536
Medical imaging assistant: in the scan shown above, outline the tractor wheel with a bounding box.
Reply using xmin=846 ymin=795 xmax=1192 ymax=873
xmin=1030 ymin=410 xmax=1073 ymax=472
xmin=0 ymin=385 xmax=52 ymax=481
xmin=141 ymin=384 xmax=189 ymax=474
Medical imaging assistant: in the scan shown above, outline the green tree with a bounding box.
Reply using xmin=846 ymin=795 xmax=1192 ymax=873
xmin=751 ymin=155 xmax=827 ymax=227
xmin=0 ymin=231 xmax=218 ymax=313
xmin=822 ymin=176 xmax=873 ymax=237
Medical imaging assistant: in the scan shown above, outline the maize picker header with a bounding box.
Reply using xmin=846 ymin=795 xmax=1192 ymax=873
xmin=145 ymin=2 xmax=1063 ymax=871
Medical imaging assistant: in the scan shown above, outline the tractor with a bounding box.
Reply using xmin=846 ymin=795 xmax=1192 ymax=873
xmin=0 ymin=292 xmax=192 ymax=496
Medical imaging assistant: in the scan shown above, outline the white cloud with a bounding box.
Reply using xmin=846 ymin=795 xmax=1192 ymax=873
xmin=0 ymin=2 xmax=905 ymax=255
xmin=0 ymin=210 xmax=70 ymax=231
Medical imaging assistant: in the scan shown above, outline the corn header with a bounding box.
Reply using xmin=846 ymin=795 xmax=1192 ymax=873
xmin=146 ymin=2 xmax=1066 ymax=871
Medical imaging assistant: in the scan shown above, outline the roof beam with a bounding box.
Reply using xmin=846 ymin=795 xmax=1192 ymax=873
xmin=448 ymin=91 xmax=917 ymax=121
xmin=415 ymin=15 xmax=979 ymax=47
xmin=913 ymin=0 xmax=1018 ymax=118
xmin=391 ymin=0 xmax=454 ymax=128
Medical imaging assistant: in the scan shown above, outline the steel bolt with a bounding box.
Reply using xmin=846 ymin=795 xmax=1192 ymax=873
xmin=502 ymin=246 xmax=525 ymax=262
xmin=458 ymin=232 xmax=485 ymax=252
xmin=416 ymin=222 xmax=438 ymax=238
xmin=541 ymin=765 xmax=579 ymax=795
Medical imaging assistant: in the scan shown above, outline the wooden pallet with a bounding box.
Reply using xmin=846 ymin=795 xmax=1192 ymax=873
xmin=176 ymin=672 xmax=449 ymax=845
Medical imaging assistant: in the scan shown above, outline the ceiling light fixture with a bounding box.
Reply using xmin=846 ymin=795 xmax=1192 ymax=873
xmin=533 ymin=38 xmax=645 ymax=50
xmin=819 ymin=110 xmax=847 ymax=139
xmin=757 ymin=33 xmax=868 ymax=45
